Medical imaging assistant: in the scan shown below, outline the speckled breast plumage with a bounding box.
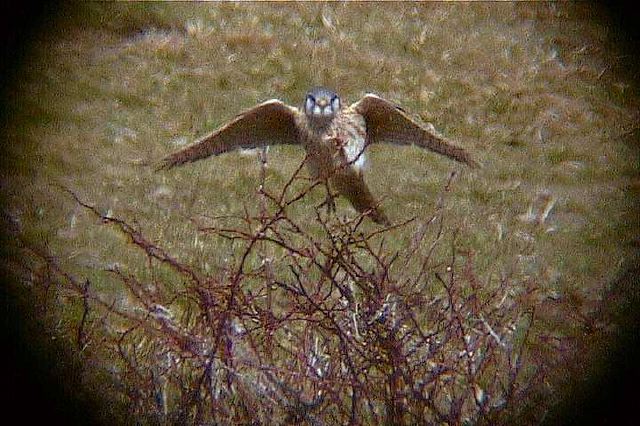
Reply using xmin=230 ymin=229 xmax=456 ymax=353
xmin=296 ymin=108 xmax=367 ymax=181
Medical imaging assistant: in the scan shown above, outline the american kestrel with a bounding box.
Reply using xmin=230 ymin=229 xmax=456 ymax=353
xmin=158 ymin=87 xmax=479 ymax=225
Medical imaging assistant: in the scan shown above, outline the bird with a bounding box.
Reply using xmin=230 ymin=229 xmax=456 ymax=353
xmin=158 ymin=87 xmax=479 ymax=225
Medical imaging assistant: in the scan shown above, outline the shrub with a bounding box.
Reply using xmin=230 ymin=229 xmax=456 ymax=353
xmin=19 ymin=158 xmax=541 ymax=425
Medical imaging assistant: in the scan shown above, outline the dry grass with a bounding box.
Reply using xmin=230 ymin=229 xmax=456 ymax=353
xmin=2 ymin=2 xmax=638 ymax=424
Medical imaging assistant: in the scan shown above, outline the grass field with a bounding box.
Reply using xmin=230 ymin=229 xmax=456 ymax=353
xmin=2 ymin=2 xmax=639 ymax=424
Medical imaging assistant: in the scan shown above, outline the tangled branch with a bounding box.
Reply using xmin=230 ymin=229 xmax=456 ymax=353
xmin=20 ymin=161 xmax=542 ymax=424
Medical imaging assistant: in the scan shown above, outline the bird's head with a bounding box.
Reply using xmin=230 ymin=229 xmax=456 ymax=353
xmin=304 ymin=87 xmax=341 ymax=121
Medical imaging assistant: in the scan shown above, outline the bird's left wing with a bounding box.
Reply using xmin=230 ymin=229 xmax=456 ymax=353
xmin=158 ymin=100 xmax=300 ymax=170
xmin=352 ymin=94 xmax=480 ymax=168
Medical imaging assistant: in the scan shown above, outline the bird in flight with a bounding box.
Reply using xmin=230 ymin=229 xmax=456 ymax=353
xmin=158 ymin=87 xmax=479 ymax=225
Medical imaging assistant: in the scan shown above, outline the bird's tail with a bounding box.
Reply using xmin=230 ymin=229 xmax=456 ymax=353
xmin=331 ymin=171 xmax=390 ymax=226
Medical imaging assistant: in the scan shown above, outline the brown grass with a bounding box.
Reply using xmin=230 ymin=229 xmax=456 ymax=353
xmin=2 ymin=2 xmax=638 ymax=424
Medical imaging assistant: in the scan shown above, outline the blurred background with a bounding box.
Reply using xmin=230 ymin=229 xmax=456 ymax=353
xmin=1 ymin=2 xmax=638 ymax=424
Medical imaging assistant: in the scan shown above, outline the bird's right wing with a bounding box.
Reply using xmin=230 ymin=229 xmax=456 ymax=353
xmin=157 ymin=100 xmax=301 ymax=170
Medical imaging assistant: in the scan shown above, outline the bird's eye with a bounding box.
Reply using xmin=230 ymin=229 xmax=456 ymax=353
xmin=305 ymin=95 xmax=316 ymax=113
xmin=331 ymin=96 xmax=340 ymax=111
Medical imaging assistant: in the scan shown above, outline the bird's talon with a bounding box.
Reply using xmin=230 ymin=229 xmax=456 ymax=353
xmin=319 ymin=195 xmax=336 ymax=213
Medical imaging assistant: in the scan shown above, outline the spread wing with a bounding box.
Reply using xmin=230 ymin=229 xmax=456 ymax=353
xmin=158 ymin=100 xmax=301 ymax=170
xmin=352 ymin=94 xmax=480 ymax=168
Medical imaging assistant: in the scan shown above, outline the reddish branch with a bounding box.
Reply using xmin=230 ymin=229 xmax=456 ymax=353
xmin=17 ymin=166 xmax=542 ymax=424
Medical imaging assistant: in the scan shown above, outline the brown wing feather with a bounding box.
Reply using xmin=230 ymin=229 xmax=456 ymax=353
xmin=352 ymin=94 xmax=480 ymax=168
xmin=157 ymin=100 xmax=301 ymax=170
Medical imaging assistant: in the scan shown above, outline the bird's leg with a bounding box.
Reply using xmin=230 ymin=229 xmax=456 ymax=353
xmin=318 ymin=181 xmax=336 ymax=213
xmin=325 ymin=183 xmax=336 ymax=213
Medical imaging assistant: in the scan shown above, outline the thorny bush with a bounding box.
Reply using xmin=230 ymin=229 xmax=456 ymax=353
xmin=19 ymin=155 xmax=543 ymax=425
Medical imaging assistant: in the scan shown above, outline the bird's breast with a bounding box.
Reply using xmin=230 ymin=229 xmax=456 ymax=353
xmin=330 ymin=112 xmax=367 ymax=171
xmin=296 ymin=111 xmax=368 ymax=179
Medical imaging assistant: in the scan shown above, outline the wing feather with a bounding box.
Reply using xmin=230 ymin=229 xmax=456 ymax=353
xmin=158 ymin=100 xmax=300 ymax=170
xmin=352 ymin=94 xmax=480 ymax=168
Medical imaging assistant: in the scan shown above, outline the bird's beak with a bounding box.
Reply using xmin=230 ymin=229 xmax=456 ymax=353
xmin=316 ymin=97 xmax=329 ymax=108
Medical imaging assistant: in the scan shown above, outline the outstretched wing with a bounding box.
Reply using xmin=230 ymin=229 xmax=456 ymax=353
xmin=158 ymin=100 xmax=301 ymax=170
xmin=352 ymin=94 xmax=480 ymax=168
